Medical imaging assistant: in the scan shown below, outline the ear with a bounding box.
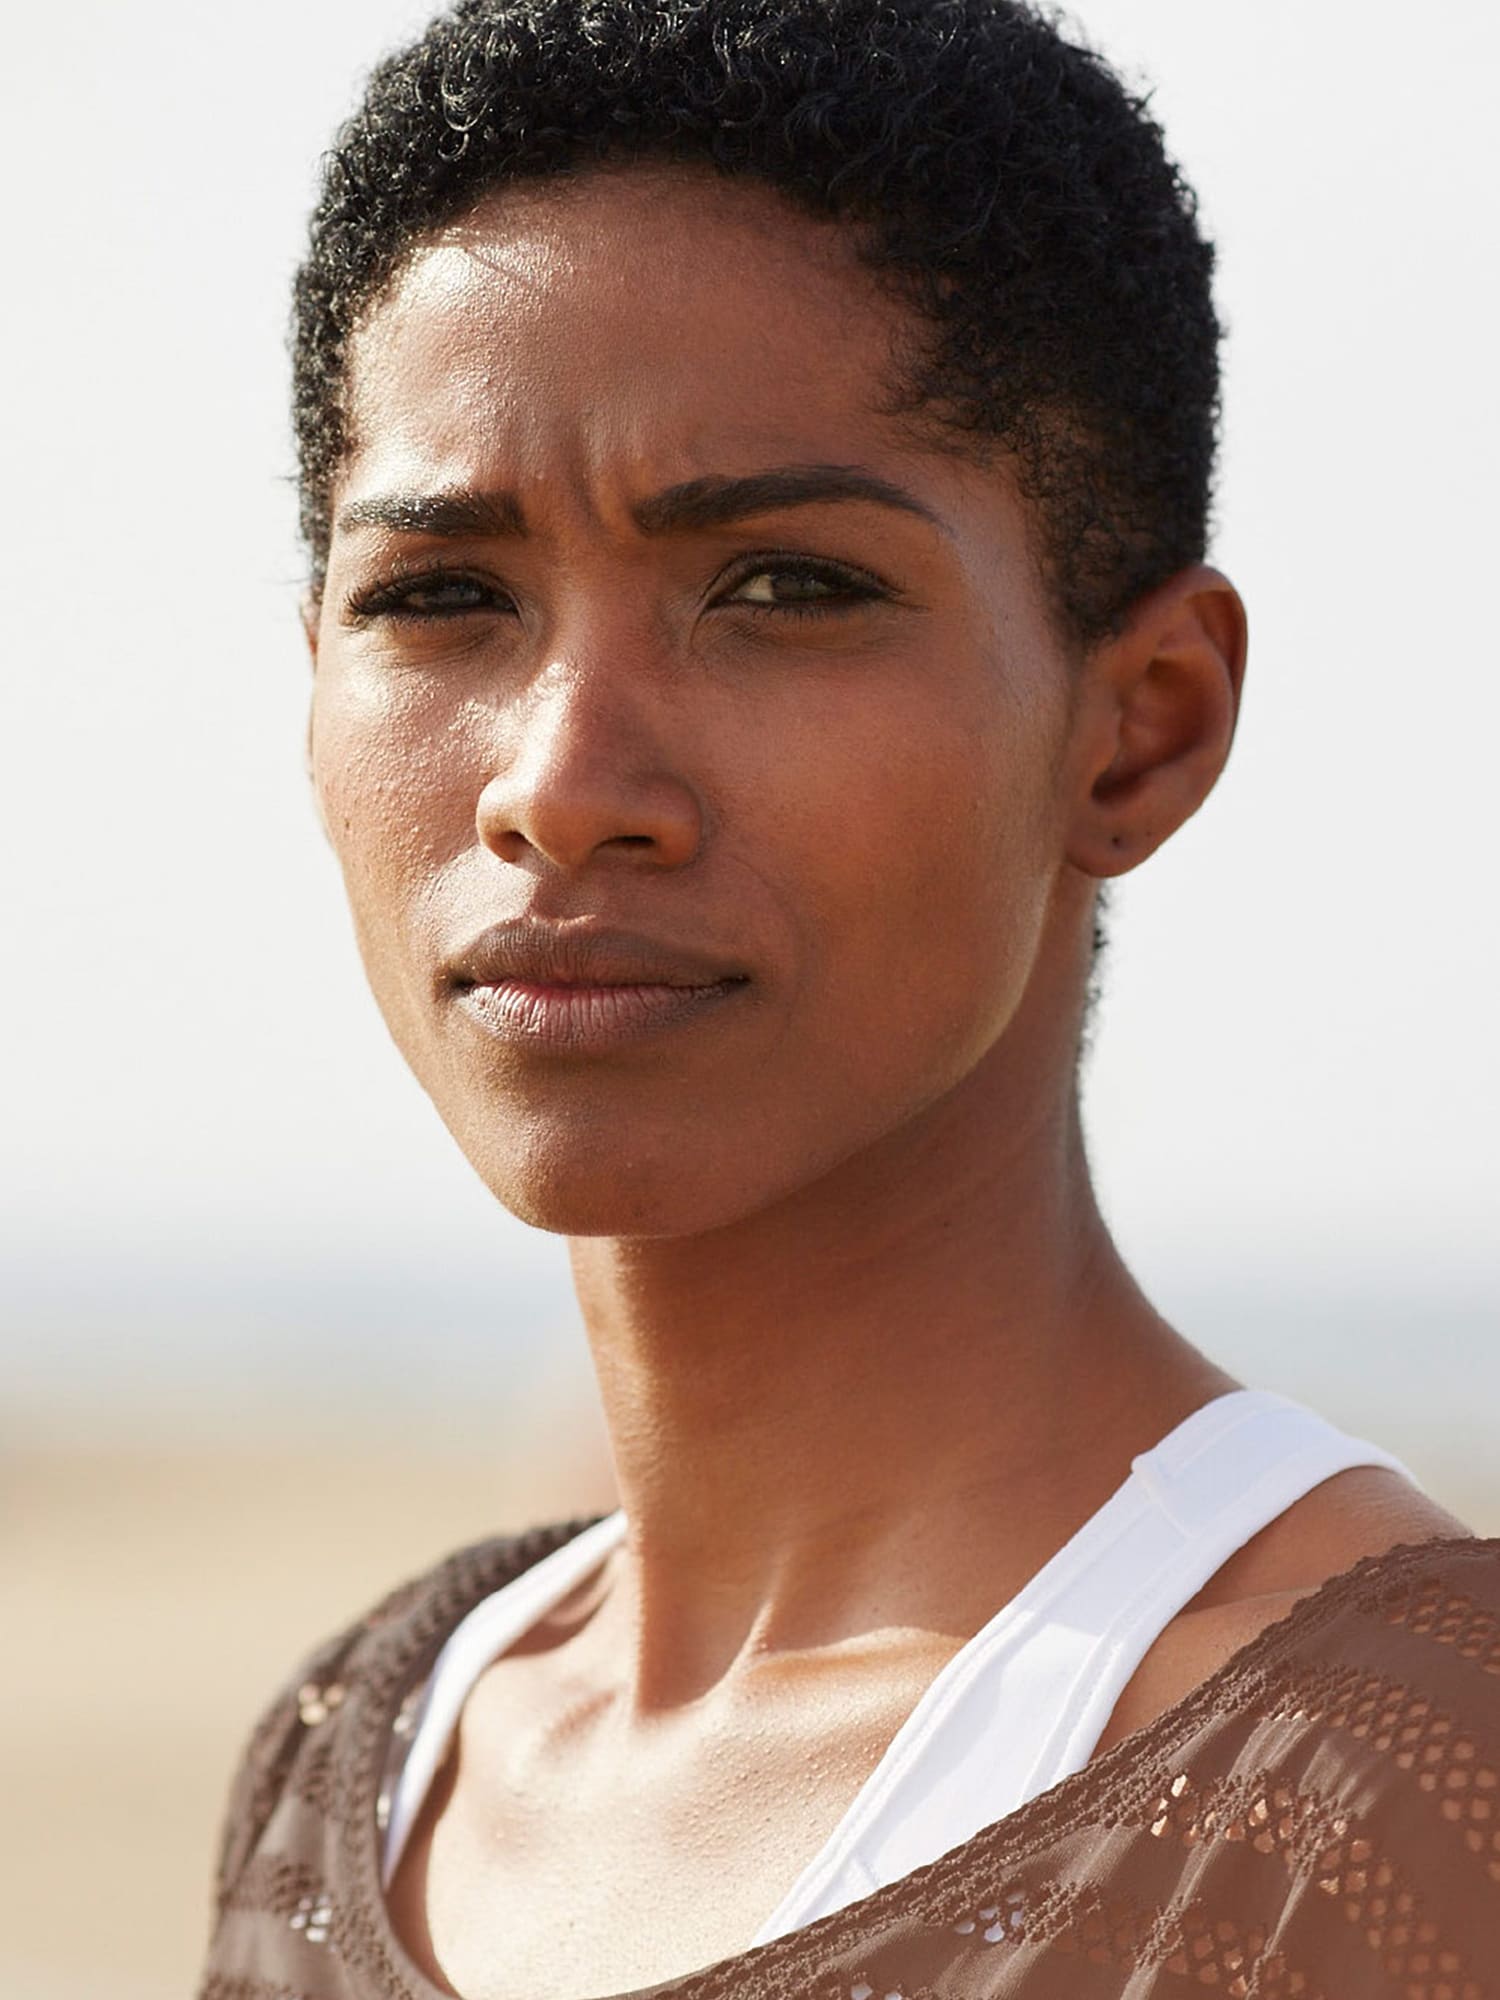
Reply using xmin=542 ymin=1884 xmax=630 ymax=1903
xmin=300 ymin=592 xmax=320 ymax=666
xmin=301 ymin=593 xmax=331 ymax=842
xmin=1065 ymin=564 xmax=1247 ymax=879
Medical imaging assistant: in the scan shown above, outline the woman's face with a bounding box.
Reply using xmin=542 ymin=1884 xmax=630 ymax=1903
xmin=310 ymin=167 xmax=1088 ymax=1236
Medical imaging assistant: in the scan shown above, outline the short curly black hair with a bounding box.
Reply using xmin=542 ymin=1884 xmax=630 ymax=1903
xmin=294 ymin=0 xmax=1220 ymax=643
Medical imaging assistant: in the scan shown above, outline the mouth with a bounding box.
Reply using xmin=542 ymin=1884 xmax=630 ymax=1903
xmin=444 ymin=919 xmax=751 ymax=1053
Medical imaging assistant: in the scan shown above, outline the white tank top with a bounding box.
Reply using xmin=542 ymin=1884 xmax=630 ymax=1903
xmin=380 ymin=1389 xmax=1409 ymax=1940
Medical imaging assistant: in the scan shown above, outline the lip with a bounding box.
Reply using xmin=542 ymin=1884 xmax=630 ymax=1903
xmin=443 ymin=919 xmax=751 ymax=1053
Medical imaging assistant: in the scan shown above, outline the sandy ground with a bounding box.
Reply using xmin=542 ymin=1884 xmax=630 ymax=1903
xmin=0 ymin=1424 xmax=617 ymax=2000
xmin=5 ymin=1434 xmax=1495 ymax=2000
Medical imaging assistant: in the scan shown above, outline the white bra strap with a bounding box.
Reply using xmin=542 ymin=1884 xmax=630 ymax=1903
xmin=754 ymin=1390 xmax=1412 ymax=1940
xmin=380 ymin=1510 xmax=628 ymax=1888
xmin=1020 ymin=1389 xmax=1412 ymax=1802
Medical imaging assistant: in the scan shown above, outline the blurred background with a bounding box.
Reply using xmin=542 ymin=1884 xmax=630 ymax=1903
xmin=2 ymin=1 xmax=1496 ymax=1994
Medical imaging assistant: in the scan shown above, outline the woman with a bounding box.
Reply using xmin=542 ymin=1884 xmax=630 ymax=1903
xmin=200 ymin=1 xmax=1499 ymax=1994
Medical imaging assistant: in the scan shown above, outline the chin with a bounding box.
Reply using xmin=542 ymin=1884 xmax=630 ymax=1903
xmin=449 ymin=1095 xmax=851 ymax=1239
xmin=477 ymin=1151 xmax=762 ymax=1240
xmin=421 ymin=1047 xmax=944 ymax=1241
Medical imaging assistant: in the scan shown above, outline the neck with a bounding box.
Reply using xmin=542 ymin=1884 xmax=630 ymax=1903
xmin=568 ymin=1028 xmax=1232 ymax=1706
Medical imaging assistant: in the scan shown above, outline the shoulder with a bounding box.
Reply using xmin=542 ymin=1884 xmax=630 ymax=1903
xmin=1098 ymin=1468 xmax=1474 ymax=1753
xmin=1153 ymin=1532 xmax=1500 ymax=1893
xmin=1091 ymin=1536 xmax=1500 ymax=1978
xmin=825 ymin=1535 xmax=1500 ymax=2000
xmin=1191 ymin=1467 xmax=1474 ymax=1616
xmin=1225 ymin=1527 xmax=1500 ymax=1699
xmin=1133 ymin=1535 xmax=1500 ymax=1993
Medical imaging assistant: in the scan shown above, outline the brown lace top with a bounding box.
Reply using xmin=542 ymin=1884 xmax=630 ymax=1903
xmin=199 ymin=1526 xmax=1500 ymax=2000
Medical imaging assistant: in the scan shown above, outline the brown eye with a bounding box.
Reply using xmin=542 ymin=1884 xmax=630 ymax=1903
xmin=722 ymin=561 xmax=884 ymax=611
xmin=733 ymin=569 xmax=839 ymax=606
xmin=394 ymin=578 xmax=493 ymax=616
xmin=344 ymin=571 xmax=512 ymax=623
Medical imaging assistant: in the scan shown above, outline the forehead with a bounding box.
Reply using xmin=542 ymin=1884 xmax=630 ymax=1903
xmin=339 ymin=167 xmax=921 ymax=512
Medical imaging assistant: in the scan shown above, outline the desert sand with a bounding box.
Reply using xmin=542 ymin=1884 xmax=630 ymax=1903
xmin=0 ymin=1415 xmax=617 ymax=2000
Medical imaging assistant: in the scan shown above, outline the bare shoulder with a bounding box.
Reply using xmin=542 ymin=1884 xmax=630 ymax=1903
xmin=1191 ymin=1466 xmax=1472 ymax=1609
xmin=1093 ymin=1467 xmax=1473 ymax=1756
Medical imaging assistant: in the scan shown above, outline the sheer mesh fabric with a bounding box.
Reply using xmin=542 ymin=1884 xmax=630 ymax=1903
xmin=199 ymin=1529 xmax=1500 ymax=2000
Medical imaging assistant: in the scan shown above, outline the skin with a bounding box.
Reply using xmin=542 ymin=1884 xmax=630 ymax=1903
xmin=305 ymin=167 xmax=1465 ymax=2000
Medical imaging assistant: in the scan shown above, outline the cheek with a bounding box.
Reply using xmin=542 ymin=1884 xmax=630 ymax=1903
xmin=749 ymin=667 xmax=1067 ymax=1098
xmin=310 ymin=670 xmax=476 ymax=1025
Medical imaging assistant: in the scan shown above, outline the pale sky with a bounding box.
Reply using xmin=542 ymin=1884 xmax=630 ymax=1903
xmin=3 ymin=0 xmax=1495 ymax=1426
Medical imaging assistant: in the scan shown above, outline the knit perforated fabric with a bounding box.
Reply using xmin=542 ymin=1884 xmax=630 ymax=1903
xmin=199 ymin=1528 xmax=1500 ymax=2000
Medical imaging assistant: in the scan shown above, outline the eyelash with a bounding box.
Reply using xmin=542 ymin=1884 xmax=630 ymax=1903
xmin=717 ymin=554 xmax=890 ymax=617
xmin=341 ymin=554 xmax=891 ymax=626
xmin=342 ymin=562 xmax=503 ymax=623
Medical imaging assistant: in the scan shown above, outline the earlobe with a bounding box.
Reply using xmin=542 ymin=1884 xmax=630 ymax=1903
xmin=1065 ymin=565 xmax=1247 ymax=880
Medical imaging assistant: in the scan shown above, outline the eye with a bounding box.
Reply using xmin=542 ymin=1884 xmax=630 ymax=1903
xmin=719 ymin=558 xmax=887 ymax=613
xmin=343 ymin=570 xmax=513 ymax=624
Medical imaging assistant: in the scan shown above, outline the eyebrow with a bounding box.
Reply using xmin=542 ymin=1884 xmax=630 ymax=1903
xmin=336 ymin=489 xmax=526 ymax=537
xmin=634 ymin=466 xmax=947 ymax=536
xmin=334 ymin=464 xmax=948 ymax=540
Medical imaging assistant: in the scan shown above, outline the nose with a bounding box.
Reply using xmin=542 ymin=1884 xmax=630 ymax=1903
xmin=474 ymin=661 xmax=704 ymax=876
